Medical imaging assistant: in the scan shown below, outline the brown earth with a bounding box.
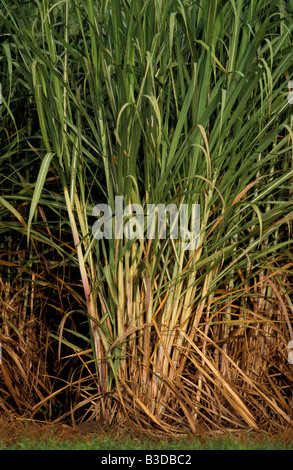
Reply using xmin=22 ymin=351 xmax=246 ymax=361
xmin=0 ymin=415 xmax=110 ymax=446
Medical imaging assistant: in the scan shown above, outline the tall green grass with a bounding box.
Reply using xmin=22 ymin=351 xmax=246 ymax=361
xmin=0 ymin=0 xmax=293 ymax=433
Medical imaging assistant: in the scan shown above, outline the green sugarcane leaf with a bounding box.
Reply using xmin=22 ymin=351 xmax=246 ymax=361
xmin=27 ymin=152 xmax=55 ymax=244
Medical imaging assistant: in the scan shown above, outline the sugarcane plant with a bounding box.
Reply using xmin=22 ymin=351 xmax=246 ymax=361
xmin=0 ymin=0 xmax=293 ymax=432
